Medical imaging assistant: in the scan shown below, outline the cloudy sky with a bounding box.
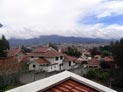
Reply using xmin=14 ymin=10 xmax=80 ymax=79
xmin=0 ymin=0 xmax=123 ymax=39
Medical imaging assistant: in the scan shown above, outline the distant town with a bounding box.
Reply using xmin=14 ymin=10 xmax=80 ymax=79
xmin=0 ymin=35 xmax=123 ymax=92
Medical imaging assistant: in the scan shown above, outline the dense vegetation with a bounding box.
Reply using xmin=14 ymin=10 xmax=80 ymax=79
xmin=88 ymin=38 xmax=123 ymax=92
xmin=63 ymin=46 xmax=81 ymax=58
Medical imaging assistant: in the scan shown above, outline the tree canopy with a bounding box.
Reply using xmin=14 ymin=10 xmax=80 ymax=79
xmin=63 ymin=47 xmax=81 ymax=58
xmin=0 ymin=35 xmax=10 ymax=57
xmin=110 ymin=38 xmax=123 ymax=68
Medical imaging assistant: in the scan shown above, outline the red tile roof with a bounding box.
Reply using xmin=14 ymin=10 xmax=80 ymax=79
xmin=29 ymin=50 xmax=63 ymax=57
xmin=39 ymin=79 xmax=99 ymax=92
xmin=0 ymin=57 xmax=19 ymax=75
xmin=64 ymin=55 xmax=77 ymax=62
xmin=35 ymin=58 xmax=49 ymax=64
xmin=104 ymin=56 xmax=114 ymax=62
xmin=88 ymin=58 xmax=99 ymax=66
xmin=7 ymin=48 xmax=26 ymax=57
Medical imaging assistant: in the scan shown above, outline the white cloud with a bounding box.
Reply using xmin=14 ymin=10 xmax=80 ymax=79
xmin=0 ymin=0 xmax=123 ymax=39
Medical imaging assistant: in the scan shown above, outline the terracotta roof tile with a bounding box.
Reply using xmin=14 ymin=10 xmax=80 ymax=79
xmin=104 ymin=56 xmax=114 ymax=62
xmin=64 ymin=55 xmax=77 ymax=62
xmin=41 ymin=79 xmax=99 ymax=92
xmin=7 ymin=48 xmax=21 ymax=56
xmin=7 ymin=48 xmax=26 ymax=57
xmin=35 ymin=58 xmax=49 ymax=64
xmin=29 ymin=50 xmax=63 ymax=57
xmin=0 ymin=57 xmax=19 ymax=75
xmin=88 ymin=58 xmax=99 ymax=66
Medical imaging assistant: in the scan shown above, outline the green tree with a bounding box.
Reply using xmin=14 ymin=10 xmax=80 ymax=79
xmin=49 ymin=43 xmax=58 ymax=51
xmin=90 ymin=47 xmax=101 ymax=57
xmin=101 ymin=50 xmax=112 ymax=58
xmin=111 ymin=39 xmax=123 ymax=68
xmin=63 ymin=47 xmax=81 ymax=58
xmin=0 ymin=35 xmax=10 ymax=57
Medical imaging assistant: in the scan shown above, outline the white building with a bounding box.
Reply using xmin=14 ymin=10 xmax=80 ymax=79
xmin=6 ymin=71 xmax=117 ymax=92
xmin=63 ymin=54 xmax=80 ymax=70
xmin=28 ymin=47 xmax=64 ymax=72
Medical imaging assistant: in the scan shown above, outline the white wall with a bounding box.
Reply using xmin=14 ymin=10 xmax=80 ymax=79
xmin=45 ymin=56 xmax=63 ymax=64
xmin=29 ymin=62 xmax=40 ymax=71
xmin=46 ymin=64 xmax=59 ymax=72
xmin=63 ymin=61 xmax=76 ymax=70
xmin=29 ymin=56 xmax=64 ymax=72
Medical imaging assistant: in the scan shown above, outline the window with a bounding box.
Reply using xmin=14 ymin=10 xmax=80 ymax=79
xmin=33 ymin=64 xmax=36 ymax=68
xmin=31 ymin=56 xmax=34 ymax=58
xmin=69 ymin=61 xmax=71 ymax=66
xmin=60 ymin=56 xmax=63 ymax=60
xmin=56 ymin=57 xmax=59 ymax=60
xmin=51 ymin=66 xmax=52 ymax=69
xmin=54 ymin=66 xmax=56 ymax=68
xmin=61 ymin=63 xmax=63 ymax=66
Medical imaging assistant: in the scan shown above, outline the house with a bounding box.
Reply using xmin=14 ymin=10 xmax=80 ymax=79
xmin=78 ymin=52 xmax=92 ymax=62
xmin=6 ymin=71 xmax=117 ymax=92
xmin=102 ymin=56 xmax=115 ymax=68
xmin=7 ymin=48 xmax=27 ymax=62
xmin=63 ymin=54 xmax=79 ymax=70
xmin=28 ymin=47 xmax=64 ymax=72
xmin=87 ymin=58 xmax=100 ymax=68
xmin=0 ymin=57 xmax=19 ymax=75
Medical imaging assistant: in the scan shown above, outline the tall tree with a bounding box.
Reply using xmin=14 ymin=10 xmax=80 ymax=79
xmin=111 ymin=39 xmax=123 ymax=68
xmin=0 ymin=35 xmax=10 ymax=57
xmin=63 ymin=47 xmax=81 ymax=58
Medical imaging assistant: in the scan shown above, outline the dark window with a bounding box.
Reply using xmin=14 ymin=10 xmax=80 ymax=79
xmin=69 ymin=61 xmax=71 ymax=66
xmin=61 ymin=63 xmax=63 ymax=66
xmin=60 ymin=56 xmax=63 ymax=60
xmin=31 ymin=56 xmax=34 ymax=58
xmin=33 ymin=64 xmax=36 ymax=68
xmin=56 ymin=57 xmax=59 ymax=60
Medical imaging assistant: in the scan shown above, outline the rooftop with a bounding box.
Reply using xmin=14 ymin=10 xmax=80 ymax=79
xmin=6 ymin=71 xmax=117 ymax=92
xmin=42 ymin=79 xmax=99 ymax=92
xmin=35 ymin=58 xmax=49 ymax=64
xmin=29 ymin=50 xmax=63 ymax=57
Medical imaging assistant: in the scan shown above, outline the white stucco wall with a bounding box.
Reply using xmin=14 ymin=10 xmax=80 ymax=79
xmin=29 ymin=56 xmax=64 ymax=72
xmin=29 ymin=62 xmax=40 ymax=71
xmin=46 ymin=64 xmax=59 ymax=72
xmin=63 ymin=61 xmax=76 ymax=70
xmin=45 ymin=56 xmax=63 ymax=64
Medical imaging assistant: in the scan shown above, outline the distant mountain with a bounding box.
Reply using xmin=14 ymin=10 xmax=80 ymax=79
xmin=0 ymin=23 xmax=3 ymax=28
xmin=9 ymin=35 xmax=111 ymax=46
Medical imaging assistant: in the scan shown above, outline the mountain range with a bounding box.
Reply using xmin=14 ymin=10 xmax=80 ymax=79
xmin=9 ymin=35 xmax=112 ymax=46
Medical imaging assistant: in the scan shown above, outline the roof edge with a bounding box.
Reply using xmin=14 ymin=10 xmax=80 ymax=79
xmin=6 ymin=71 xmax=117 ymax=92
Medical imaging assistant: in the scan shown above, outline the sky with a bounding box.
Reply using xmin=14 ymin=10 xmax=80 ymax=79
xmin=0 ymin=0 xmax=123 ymax=39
